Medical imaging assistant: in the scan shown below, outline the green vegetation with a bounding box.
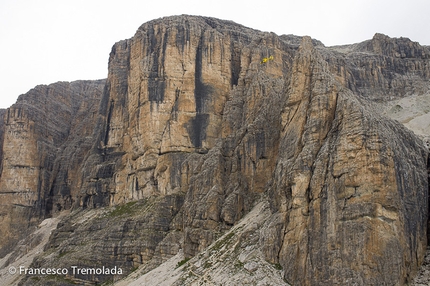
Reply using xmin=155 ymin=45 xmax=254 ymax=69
xmin=176 ymin=257 xmax=191 ymax=268
xmin=58 ymin=250 xmax=73 ymax=258
xmin=211 ymin=232 xmax=235 ymax=251
xmin=273 ymin=263 xmax=283 ymax=270
xmin=107 ymin=201 xmax=138 ymax=217
xmin=101 ymin=280 xmax=114 ymax=285
xmin=234 ymin=260 xmax=244 ymax=269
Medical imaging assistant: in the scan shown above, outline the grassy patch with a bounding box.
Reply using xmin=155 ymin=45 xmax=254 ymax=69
xmin=273 ymin=263 xmax=283 ymax=270
xmin=101 ymin=280 xmax=114 ymax=285
xmin=58 ymin=250 xmax=73 ymax=258
xmin=234 ymin=260 xmax=244 ymax=269
xmin=176 ymin=257 xmax=191 ymax=268
xmin=211 ymin=232 xmax=235 ymax=251
xmin=107 ymin=201 xmax=138 ymax=217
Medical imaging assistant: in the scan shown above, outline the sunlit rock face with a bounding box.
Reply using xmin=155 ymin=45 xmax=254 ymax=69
xmin=1 ymin=15 xmax=429 ymax=285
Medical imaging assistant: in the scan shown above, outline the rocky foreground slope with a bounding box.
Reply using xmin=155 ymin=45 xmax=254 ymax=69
xmin=1 ymin=15 xmax=430 ymax=285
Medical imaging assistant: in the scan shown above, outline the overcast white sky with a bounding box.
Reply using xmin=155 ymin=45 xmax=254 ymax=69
xmin=1 ymin=0 xmax=429 ymax=108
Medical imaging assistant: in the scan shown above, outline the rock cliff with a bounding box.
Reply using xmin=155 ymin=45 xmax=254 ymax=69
xmin=0 ymin=80 xmax=105 ymax=254
xmin=1 ymin=15 xmax=429 ymax=285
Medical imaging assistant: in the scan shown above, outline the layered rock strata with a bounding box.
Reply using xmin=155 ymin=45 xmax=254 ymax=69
xmin=0 ymin=80 xmax=105 ymax=252
xmin=1 ymin=15 xmax=429 ymax=285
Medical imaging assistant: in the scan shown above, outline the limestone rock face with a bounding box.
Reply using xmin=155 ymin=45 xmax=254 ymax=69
xmin=263 ymin=38 xmax=428 ymax=285
xmin=323 ymin=33 xmax=430 ymax=100
xmin=0 ymin=80 xmax=105 ymax=251
xmin=2 ymin=15 xmax=429 ymax=286
xmin=0 ymin=109 xmax=6 ymax=172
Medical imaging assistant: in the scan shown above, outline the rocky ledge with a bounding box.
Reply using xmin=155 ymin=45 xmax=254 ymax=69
xmin=0 ymin=15 xmax=429 ymax=285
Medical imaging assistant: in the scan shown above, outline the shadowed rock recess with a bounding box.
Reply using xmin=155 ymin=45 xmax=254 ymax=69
xmin=1 ymin=15 xmax=429 ymax=285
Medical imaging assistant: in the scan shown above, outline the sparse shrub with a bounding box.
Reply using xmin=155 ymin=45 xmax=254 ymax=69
xmin=107 ymin=201 xmax=138 ymax=217
xmin=273 ymin=263 xmax=283 ymax=270
xmin=176 ymin=257 xmax=191 ymax=268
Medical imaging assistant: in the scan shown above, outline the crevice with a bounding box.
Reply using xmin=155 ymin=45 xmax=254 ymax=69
xmin=11 ymin=203 xmax=33 ymax=208
xmin=230 ymin=41 xmax=241 ymax=87
xmin=0 ymin=191 xmax=34 ymax=194
xmin=282 ymin=103 xmax=300 ymax=132
xmin=158 ymin=87 xmax=182 ymax=154
xmin=312 ymin=90 xmax=340 ymax=160
xmin=158 ymin=150 xmax=193 ymax=156
xmin=103 ymin=99 xmax=115 ymax=147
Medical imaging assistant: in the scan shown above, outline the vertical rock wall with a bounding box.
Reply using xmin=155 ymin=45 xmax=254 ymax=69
xmin=262 ymin=37 xmax=428 ymax=284
xmin=1 ymin=15 xmax=429 ymax=285
xmin=0 ymin=80 xmax=105 ymax=251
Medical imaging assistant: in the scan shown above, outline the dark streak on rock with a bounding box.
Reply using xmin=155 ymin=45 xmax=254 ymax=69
xmin=187 ymin=32 xmax=213 ymax=148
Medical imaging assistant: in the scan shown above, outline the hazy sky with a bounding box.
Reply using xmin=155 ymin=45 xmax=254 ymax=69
xmin=1 ymin=0 xmax=429 ymax=108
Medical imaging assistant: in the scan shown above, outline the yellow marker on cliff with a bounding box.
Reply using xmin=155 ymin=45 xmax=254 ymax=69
xmin=261 ymin=55 xmax=274 ymax=64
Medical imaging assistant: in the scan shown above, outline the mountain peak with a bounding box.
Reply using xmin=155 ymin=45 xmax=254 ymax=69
xmin=1 ymin=16 xmax=429 ymax=286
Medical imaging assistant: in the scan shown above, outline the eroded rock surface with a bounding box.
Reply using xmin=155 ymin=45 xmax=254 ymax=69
xmin=0 ymin=80 xmax=105 ymax=253
xmin=0 ymin=15 xmax=429 ymax=285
